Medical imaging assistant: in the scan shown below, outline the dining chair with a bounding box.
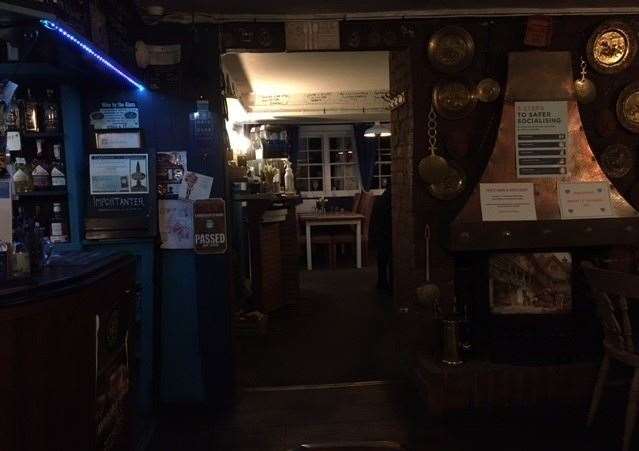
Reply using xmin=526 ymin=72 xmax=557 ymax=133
xmin=352 ymin=192 xmax=362 ymax=213
xmin=582 ymin=261 xmax=639 ymax=451
xmin=297 ymin=213 xmax=336 ymax=269
xmin=332 ymin=191 xmax=375 ymax=266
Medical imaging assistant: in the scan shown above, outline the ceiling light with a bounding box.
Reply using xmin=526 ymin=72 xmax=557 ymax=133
xmin=364 ymin=122 xmax=391 ymax=138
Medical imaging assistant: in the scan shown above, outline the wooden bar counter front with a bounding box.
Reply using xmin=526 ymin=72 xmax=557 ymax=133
xmin=0 ymin=251 xmax=137 ymax=451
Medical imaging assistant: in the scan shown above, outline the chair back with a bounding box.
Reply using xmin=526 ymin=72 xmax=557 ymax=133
xmin=581 ymin=262 xmax=639 ymax=357
xmin=352 ymin=192 xmax=362 ymax=213
xmin=358 ymin=192 xmax=376 ymax=240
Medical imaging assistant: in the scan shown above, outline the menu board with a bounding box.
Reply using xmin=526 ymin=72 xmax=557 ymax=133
xmin=515 ymin=101 xmax=568 ymax=178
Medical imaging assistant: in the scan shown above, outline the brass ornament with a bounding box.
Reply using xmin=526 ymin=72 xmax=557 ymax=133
xmin=427 ymin=161 xmax=467 ymax=200
xmin=432 ymin=82 xmax=477 ymax=120
xmin=427 ymin=26 xmax=475 ymax=74
xmin=600 ymin=143 xmax=635 ymax=179
xmin=418 ymin=105 xmax=449 ymax=184
xmin=616 ymin=82 xmax=639 ymax=134
xmin=587 ymin=20 xmax=637 ymax=74
xmin=574 ymin=57 xmax=597 ymax=104
xmin=475 ymin=78 xmax=501 ymax=103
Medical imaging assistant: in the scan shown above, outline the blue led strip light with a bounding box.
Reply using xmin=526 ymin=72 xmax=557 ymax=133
xmin=40 ymin=19 xmax=145 ymax=91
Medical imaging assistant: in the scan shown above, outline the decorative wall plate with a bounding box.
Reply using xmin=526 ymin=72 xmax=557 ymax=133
xmin=600 ymin=143 xmax=635 ymax=178
xmin=427 ymin=26 xmax=475 ymax=74
xmin=616 ymin=82 xmax=639 ymax=133
xmin=428 ymin=161 xmax=467 ymax=200
xmin=432 ymin=82 xmax=477 ymax=120
xmin=587 ymin=20 xmax=637 ymax=74
xmin=475 ymin=78 xmax=501 ymax=103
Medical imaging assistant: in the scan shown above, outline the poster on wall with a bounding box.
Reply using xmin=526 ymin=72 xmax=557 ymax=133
xmin=90 ymin=154 xmax=149 ymax=195
xmin=558 ymin=181 xmax=614 ymax=219
xmin=178 ymin=171 xmax=213 ymax=201
xmin=194 ymin=199 xmax=227 ymax=254
xmin=515 ymin=101 xmax=568 ymax=178
xmin=157 ymin=151 xmax=187 ymax=199
xmin=158 ymin=200 xmax=193 ymax=249
xmin=489 ymin=253 xmax=572 ymax=315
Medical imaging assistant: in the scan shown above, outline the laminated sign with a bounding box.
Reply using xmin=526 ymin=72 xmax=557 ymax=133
xmin=193 ymin=198 xmax=227 ymax=254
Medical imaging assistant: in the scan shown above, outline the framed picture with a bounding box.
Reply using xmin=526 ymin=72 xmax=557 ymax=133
xmin=90 ymin=154 xmax=149 ymax=195
xmin=95 ymin=131 xmax=142 ymax=149
xmin=489 ymin=252 xmax=572 ymax=315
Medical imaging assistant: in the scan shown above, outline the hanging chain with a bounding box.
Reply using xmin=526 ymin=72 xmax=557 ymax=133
xmin=579 ymin=56 xmax=588 ymax=81
xmin=427 ymin=104 xmax=438 ymax=154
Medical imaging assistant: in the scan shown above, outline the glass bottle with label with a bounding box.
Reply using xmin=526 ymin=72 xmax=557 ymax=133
xmin=50 ymin=202 xmax=68 ymax=243
xmin=6 ymin=101 xmax=20 ymax=131
xmin=12 ymin=156 xmax=32 ymax=193
xmin=42 ymin=89 xmax=59 ymax=133
xmin=23 ymin=88 xmax=40 ymax=133
xmin=31 ymin=140 xmax=50 ymax=190
xmin=50 ymin=144 xmax=66 ymax=189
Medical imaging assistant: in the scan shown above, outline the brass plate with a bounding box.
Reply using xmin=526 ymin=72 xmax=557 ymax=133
xmin=475 ymin=78 xmax=501 ymax=103
xmin=616 ymin=82 xmax=639 ymax=133
xmin=428 ymin=161 xmax=467 ymax=200
xmin=427 ymin=26 xmax=475 ymax=74
xmin=587 ymin=20 xmax=637 ymax=74
xmin=600 ymin=143 xmax=635 ymax=178
xmin=433 ymin=82 xmax=477 ymax=120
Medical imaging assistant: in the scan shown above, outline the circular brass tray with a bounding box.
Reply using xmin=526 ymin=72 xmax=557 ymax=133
xmin=428 ymin=161 xmax=467 ymax=200
xmin=432 ymin=82 xmax=477 ymax=120
xmin=427 ymin=26 xmax=475 ymax=74
xmin=616 ymin=82 xmax=639 ymax=134
xmin=587 ymin=20 xmax=637 ymax=74
xmin=600 ymin=143 xmax=635 ymax=178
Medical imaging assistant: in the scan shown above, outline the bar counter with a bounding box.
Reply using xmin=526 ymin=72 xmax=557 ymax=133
xmin=0 ymin=251 xmax=137 ymax=451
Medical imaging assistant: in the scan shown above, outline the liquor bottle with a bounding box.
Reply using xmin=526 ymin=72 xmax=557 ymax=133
xmin=24 ymin=88 xmax=40 ymax=133
xmin=50 ymin=144 xmax=66 ymax=189
xmin=6 ymin=101 xmax=20 ymax=131
xmin=50 ymin=202 xmax=68 ymax=243
xmin=42 ymin=89 xmax=59 ymax=133
xmin=31 ymin=140 xmax=50 ymax=190
xmin=12 ymin=156 xmax=32 ymax=193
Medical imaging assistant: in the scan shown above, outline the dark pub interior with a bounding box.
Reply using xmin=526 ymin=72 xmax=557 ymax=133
xmin=3 ymin=1 xmax=639 ymax=451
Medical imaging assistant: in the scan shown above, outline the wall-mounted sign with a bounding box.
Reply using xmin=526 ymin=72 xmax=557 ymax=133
xmin=515 ymin=101 xmax=568 ymax=178
xmin=95 ymin=131 xmax=142 ymax=149
xmin=90 ymin=154 xmax=149 ymax=195
xmin=194 ymin=199 xmax=227 ymax=254
xmin=558 ymin=182 xmax=614 ymax=219
xmin=91 ymin=195 xmax=146 ymax=213
xmin=90 ymin=102 xmax=139 ymax=130
xmin=157 ymin=151 xmax=187 ymax=199
xmin=480 ymin=183 xmax=537 ymax=221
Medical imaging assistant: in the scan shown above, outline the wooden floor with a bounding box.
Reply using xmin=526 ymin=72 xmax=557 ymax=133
xmin=145 ymin=380 xmax=630 ymax=451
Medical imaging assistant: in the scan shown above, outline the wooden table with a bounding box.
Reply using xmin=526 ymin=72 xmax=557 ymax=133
xmin=298 ymin=212 xmax=365 ymax=270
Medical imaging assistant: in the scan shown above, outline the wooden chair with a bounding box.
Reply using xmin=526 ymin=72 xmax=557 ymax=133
xmin=297 ymin=214 xmax=336 ymax=269
xmin=352 ymin=192 xmax=362 ymax=213
xmin=582 ymin=262 xmax=639 ymax=451
xmin=332 ymin=191 xmax=375 ymax=266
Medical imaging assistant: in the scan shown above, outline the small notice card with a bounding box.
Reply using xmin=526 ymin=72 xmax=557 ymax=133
xmin=480 ymin=183 xmax=537 ymax=221
xmin=558 ymin=182 xmax=613 ymax=219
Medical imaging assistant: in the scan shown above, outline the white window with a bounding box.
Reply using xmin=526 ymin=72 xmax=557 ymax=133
xmin=371 ymin=136 xmax=392 ymax=193
xmin=297 ymin=125 xmax=361 ymax=197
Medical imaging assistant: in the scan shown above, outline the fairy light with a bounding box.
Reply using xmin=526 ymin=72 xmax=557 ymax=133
xmin=40 ymin=20 xmax=146 ymax=91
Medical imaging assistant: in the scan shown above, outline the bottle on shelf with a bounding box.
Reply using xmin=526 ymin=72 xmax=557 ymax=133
xmin=31 ymin=139 xmax=51 ymax=190
xmin=12 ymin=156 xmax=32 ymax=193
xmin=6 ymin=101 xmax=20 ymax=132
xmin=42 ymin=89 xmax=60 ymax=133
xmin=23 ymin=88 xmax=40 ymax=133
xmin=50 ymin=202 xmax=68 ymax=243
xmin=50 ymin=144 xmax=66 ymax=189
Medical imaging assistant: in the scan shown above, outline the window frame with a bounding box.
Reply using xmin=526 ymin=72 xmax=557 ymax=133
xmin=297 ymin=125 xmax=362 ymax=198
xmin=371 ymin=135 xmax=392 ymax=195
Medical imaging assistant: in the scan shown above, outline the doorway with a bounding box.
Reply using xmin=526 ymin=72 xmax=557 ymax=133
xmin=223 ymin=51 xmax=401 ymax=388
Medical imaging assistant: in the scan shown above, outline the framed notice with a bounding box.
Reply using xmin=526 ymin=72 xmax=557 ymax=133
xmin=95 ymin=131 xmax=142 ymax=149
xmin=515 ymin=101 xmax=568 ymax=178
xmin=90 ymin=102 xmax=139 ymax=130
xmin=90 ymin=154 xmax=149 ymax=195
xmin=193 ymin=199 xmax=227 ymax=254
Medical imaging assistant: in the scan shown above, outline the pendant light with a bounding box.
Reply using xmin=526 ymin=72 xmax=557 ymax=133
xmin=364 ymin=122 xmax=391 ymax=138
